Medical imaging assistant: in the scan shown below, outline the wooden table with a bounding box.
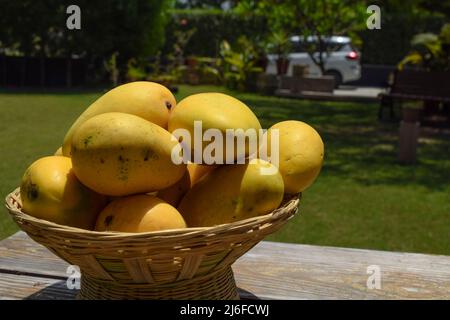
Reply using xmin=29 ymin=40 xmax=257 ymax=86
xmin=1 ymin=231 xmax=449 ymax=300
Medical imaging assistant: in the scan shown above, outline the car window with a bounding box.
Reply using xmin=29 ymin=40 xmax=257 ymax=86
xmin=328 ymin=43 xmax=345 ymax=52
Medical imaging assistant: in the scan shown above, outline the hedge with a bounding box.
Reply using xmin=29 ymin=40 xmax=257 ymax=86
xmin=162 ymin=9 xmax=269 ymax=57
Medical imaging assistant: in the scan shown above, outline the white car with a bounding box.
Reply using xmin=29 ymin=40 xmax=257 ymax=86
xmin=266 ymin=36 xmax=361 ymax=86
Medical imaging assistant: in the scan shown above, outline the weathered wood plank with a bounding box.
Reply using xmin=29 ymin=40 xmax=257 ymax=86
xmin=0 ymin=273 xmax=76 ymax=300
xmin=0 ymin=232 xmax=68 ymax=278
xmin=1 ymin=232 xmax=450 ymax=300
xmin=234 ymin=241 xmax=450 ymax=299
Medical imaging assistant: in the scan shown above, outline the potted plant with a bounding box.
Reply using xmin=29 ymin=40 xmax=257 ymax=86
xmin=269 ymin=31 xmax=292 ymax=75
xmin=253 ymin=37 xmax=270 ymax=72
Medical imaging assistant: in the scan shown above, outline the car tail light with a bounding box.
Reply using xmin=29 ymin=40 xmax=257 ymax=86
xmin=346 ymin=51 xmax=359 ymax=60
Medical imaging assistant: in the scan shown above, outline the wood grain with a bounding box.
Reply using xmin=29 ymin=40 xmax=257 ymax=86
xmin=0 ymin=273 xmax=76 ymax=300
xmin=1 ymin=232 xmax=449 ymax=300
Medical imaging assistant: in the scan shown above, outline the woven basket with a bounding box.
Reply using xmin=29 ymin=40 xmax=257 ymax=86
xmin=5 ymin=188 xmax=300 ymax=300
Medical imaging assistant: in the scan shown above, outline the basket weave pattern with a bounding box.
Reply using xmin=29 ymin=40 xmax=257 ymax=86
xmin=6 ymin=188 xmax=299 ymax=299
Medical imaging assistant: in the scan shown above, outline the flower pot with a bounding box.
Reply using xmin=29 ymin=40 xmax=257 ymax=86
xmin=276 ymin=58 xmax=290 ymax=75
xmin=256 ymin=57 xmax=269 ymax=72
xmin=185 ymin=57 xmax=198 ymax=67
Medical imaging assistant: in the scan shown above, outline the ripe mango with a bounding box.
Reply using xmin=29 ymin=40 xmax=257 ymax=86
xmin=168 ymin=93 xmax=261 ymax=163
xmin=62 ymin=81 xmax=176 ymax=156
xmin=157 ymin=170 xmax=191 ymax=207
xmin=157 ymin=162 xmax=217 ymax=206
xmin=178 ymin=159 xmax=284 ymax=227
xmin=71 ymin=112 xmax=186 ymax=196
xmin=261 ymin=120 xmax=324 ymax=194
xmin=95 ymin=194 xmax=186 ymax=233
xmin=187 ymin=162 xmax=218 ymax=186
xmin=20 ymin=156 xmax=107 ymax=229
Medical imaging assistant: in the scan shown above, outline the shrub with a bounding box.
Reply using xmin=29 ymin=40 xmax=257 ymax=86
xmin=359 ymin=12 xmax=447 ymax=65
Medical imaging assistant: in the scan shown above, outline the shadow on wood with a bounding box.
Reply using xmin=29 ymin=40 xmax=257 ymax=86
xmin=23 ymin=280 xmax=260 ymax=300
xmin=25 ymin=281 xmax=77 ymax=300
xmin=237 ymin=287 xmax=261 ymax=300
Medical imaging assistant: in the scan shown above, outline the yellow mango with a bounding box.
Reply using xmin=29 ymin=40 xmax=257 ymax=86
xmin=20 ymin=156 xmax=107 ymax=229
xmin=71 ymin=112 xmax=186 ymax=196
xmin=157 ymin=170 xmax=191 ymax=207
xmin=168 ymin=93 xmax=261 ymax=163
xmin=95 ymin=194 xmax=186 ymax=233
xmin=261 ymin=120 xmax=324 ymax=194
xmin=62 ymin=81 xmax=176 ymax=156
xmin=157 ymin=162 xmax=218 ymax=206
xmin=178 ymin=159 xmax=284 ymax=227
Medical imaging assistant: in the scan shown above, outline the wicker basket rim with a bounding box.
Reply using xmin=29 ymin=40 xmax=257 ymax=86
xmin=5 ymin=187 xmax=300 ymax=240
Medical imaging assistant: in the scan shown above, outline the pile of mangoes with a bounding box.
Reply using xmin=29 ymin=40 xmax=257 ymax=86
xmin=19 ymin=81 xmax=324 ymax=232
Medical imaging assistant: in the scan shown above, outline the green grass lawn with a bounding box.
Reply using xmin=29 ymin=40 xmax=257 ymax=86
xmin=1 ymin=85 xmax=449 ymax=255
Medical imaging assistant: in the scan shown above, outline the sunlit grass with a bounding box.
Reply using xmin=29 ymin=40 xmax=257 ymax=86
xmin=1 ymin=85 xmax=449 ymax=255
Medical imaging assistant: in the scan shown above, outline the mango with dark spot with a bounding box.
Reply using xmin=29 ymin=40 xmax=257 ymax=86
xmin=62 ymin=81 xmax=176 ymax=156
xmin=20 ymin=156 xmax=107 ymax=229
xmin=71 ymin=112 xmax=186 ymax=196
xmin=95 ymin=194 xmax=186 ymax=232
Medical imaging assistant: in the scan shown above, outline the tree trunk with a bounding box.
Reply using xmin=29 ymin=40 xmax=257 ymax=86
xmin=318 ymin=59 xmax=326 ymax=75
xmin=317 ymin=38 xmax=326 ymax=75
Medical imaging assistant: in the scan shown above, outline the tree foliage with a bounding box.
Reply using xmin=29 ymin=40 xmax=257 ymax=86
xmin=399 ymin=23 xmax=450 ymax=71
xmin=235 ymin=0 xmax=367 ymax=74
xmin=0 ymin=0 xmax=173 ymax=82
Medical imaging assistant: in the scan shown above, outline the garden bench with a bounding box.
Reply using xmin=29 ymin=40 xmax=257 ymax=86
xmin=1 ymin=231 xmax=449 ymax=299
xmin=378 ymin=69 xmax=450 ymax=120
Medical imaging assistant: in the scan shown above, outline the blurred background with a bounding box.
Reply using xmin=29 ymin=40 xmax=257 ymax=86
xmin=0 ymin=0 xmax=449 ymax=255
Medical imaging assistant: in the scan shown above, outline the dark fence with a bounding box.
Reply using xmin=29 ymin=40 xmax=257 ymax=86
xmin=0 ymin=55 xmax=87 ymax=87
